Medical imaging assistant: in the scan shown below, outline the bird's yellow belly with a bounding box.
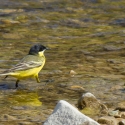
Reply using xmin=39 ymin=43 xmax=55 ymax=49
xmin=11 ymin=65 xmax=43 ymax=80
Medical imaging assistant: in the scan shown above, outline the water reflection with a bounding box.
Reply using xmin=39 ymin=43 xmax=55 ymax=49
xmin=0 ymin=88 xmax=41 ymax=107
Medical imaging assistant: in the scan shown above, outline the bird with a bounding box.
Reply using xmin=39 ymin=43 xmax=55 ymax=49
xmin=0 ymin=44 xmax=48 ymax=88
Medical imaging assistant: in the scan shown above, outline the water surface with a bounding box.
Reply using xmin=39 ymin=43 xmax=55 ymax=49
xmin=0 ymin=0 xmax=125 ymax=124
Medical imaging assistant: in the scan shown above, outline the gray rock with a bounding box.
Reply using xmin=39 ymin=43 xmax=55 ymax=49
xmin=104 ymin=45 xmax=123 ymax=51
xmin=43 ymin=100 xmax=99 ymax=125
xmin=108 ymin=110 xmax=120 ymax=118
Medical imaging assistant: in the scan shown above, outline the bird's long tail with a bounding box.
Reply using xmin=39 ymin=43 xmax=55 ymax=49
xmin=0 ymin=73 xmax=10 ymax=76
xmin=0 ymin=72 xmax=11 ymax=79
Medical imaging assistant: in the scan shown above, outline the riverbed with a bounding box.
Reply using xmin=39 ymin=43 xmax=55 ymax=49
xmin=0 ymin=0 xmax=125 ymax=124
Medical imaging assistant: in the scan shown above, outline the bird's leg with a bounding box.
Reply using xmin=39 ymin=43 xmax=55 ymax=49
xmin=4 ymin=75 xmax=8 ymax=79
xmin=35 ymin=76 xmax=40 ymax=83
xmin=15 ymin=80 xmax=20 ymax=88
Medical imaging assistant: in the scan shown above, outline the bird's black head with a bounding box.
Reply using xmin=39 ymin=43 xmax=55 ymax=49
xmin=29 ymin=44 xmax=47 ymax=55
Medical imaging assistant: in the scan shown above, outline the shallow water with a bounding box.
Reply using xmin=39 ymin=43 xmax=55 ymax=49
xmin=0 ymin=0 xmax=125 ymax=124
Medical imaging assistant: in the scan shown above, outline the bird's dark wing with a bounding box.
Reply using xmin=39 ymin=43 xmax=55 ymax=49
xmin=2 ymin=54 xmax=45 ymax=74
xmin=3 ymin=61 xmax=42 ymax=73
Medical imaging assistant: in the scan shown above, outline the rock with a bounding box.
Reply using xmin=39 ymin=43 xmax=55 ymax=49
xmin=0 ymin=9 xmax=24 ymax=14
xmin=69 ymin=85 xmax=85 ymax=91
xmin=98 ymin=116 xmax=118 ymax=125
xmin=1 ymin=114 xmax=17 ymax=121
xmin=77 ymin=93 xmax=108 ymax=117
xmin=108 ymin=110 xmax=121 ymax=118
xmin=116 ymin=101 xmax=125 ymax=111
xmin=2 ymin=33 xmax=23 ymax=40
xmin=78 ymin=92 xmax=97 ymax=109
xmin=43 ymin=100 xmax=99 ymax=125
xmin=119 ymin=120 xmax=125 ymax=125
xmin=77 ymin=93 xmax=107 ymax=113
xmin=107 ymin=59 xmax=121 ymax=64
xmin=18 ymin=122 xmax=33 ymax=125
xmin=11 ymin=106 xmax=26 ymax=110
xmin=60 ymin=18 xmax=86 ymax=28
xmin=82 ymin=50 xmax=91 ymax=55
xmin=69 ymin=70 xmax=77 ymax=76
xmin=103 ymin=45 xmax=123 ymax=51
xmin=111 ymin=18 xmax=125 ymax=27
xmin=0 ymin=19 xmax=20 ymax=24
xmin=110 ymin=85 xmax=123 ymax=91
xmin=82 ymin=0 xmax=102 ymax=3
xmin=114 ymin=114 xmax=121 ymax=118
xmin=120 ymin=112 xmax=125 ymax=119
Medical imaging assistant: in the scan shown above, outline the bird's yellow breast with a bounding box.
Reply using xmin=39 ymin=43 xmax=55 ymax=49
xmin=19 ymin=64 xmax=44 ymax=78
xmin=10 ymin=54 xmax=45 ymax=80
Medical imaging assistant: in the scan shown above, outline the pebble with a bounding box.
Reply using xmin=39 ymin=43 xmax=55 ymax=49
xmin=11 ymin=106 xmax=26 ymax=110
xmin=69 ymin=70 xmax=77 ymax=76
xmin=18 ymin=122 xmax=33 ymax=125
xmin=1 ymin=114 xmax=17 ymax=121
xmin=116 ymin=102 xmax=125 ymax=111
xmin=108 ymin=110 xmax=120 ymax=117
xmin=104 ymin=45 xmax=123 ymax=51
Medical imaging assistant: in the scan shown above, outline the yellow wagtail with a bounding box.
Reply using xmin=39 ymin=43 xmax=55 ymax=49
xmin=0 ymin=44 xmax=48 ymax=88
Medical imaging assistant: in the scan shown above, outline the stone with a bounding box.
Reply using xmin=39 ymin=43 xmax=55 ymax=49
xmin=116 ymin=101 xmax=125 ymax=111
xmin=43 ymin=100 xmax=99 ymax=125
xmin=18 ymin=122 xmax=33 ymax=125
xmin=119 ymin=120 xmax=125 ymax=125
xmin=77 ymin=93 xmax=108 ymax=117
xmin=69 ymin=70 xmax=77 ymax=76
xmin=77 ymin=92 xmax=107 ymax=111
xmin=2 ymin=33 xmax=23 ymax=39
xmin=12 ymin=106 xmax=26 ymax=110
xmin=98 ymin=116 xmax=118 ymax=125
xmin=1 ymin=114 xmax=17 ymax=121
xmin=110 ymin=85 xmax=122 ymax=91
xmin=120 ymin=112 xmax=125 ymax=119
xmin=0 ymin=19 xmax=20 ymax=24
xmin=104 ymin=45 xmax=123 ymax=51
xmin=108 ymin=110 xmax=121 ymax=118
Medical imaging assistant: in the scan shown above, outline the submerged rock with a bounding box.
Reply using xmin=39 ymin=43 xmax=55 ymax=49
xmin=108 ymin=110 xmax=121 ymax=118
xmin=69 ymin=70 xmax=77 ymax=76
xmin=77 ymin=93 xmax=107 ymax=116
xmin=111 ymin=18 xmax=125 ymax=27
xmin=98 ymin=116 xmax=118 ymax=125
xmin=1 ymin=114 xmax=17 ymax=121
xmin=116 ymin=102 xmax=125 ymax=111
xmin=43 ymin=100 xmax=99 ymax=125
xmin=103 ymin=45 xmax=124 ymax=51
xmin=0 ymin=19 xmax=20 ymax=24
xmin=120 ymin=112 xmax=125 ymax=119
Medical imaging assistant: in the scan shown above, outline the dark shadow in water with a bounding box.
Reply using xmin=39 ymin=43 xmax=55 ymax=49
xmin=120 ymin=88 xmax=125 ymax=93
xmin=0 ymin=83 xmax=8 ymax=90
xmin=0 ymin=81 xmax=26 ymax=90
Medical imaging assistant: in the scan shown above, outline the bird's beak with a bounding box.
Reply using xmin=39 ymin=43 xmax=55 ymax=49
xmin=46 ymin=47 xmax=50 ymax=50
